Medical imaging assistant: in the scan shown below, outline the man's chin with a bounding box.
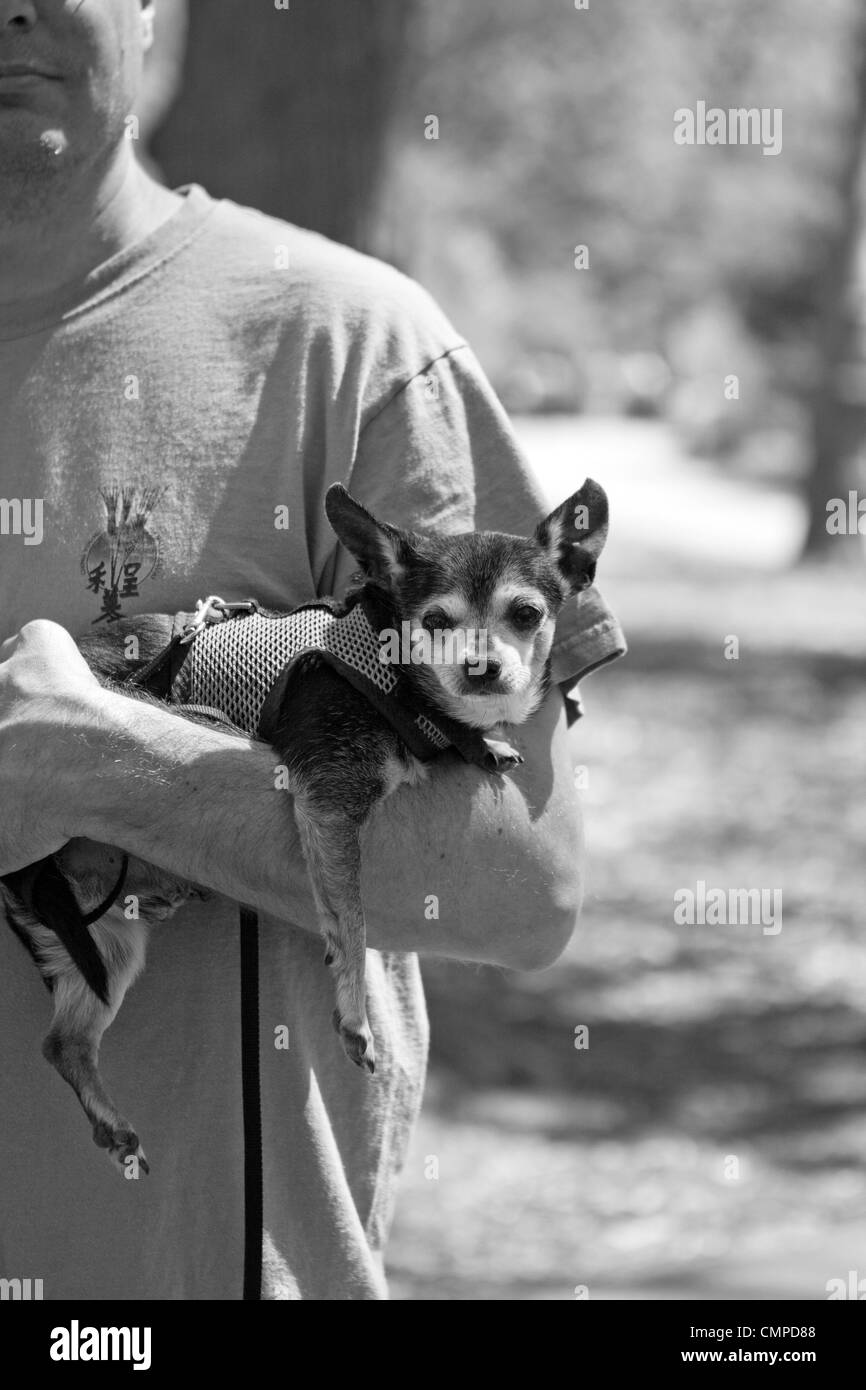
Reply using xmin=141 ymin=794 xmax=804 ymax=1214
xmin=0 ymin=126 xmax=71 ymax=176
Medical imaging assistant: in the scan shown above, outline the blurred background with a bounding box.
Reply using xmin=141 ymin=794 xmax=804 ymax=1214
xmin=144 ymin=0 xmax=866 ymax=1298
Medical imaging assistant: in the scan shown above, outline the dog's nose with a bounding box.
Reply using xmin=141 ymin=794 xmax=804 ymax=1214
xmin=464 ymin=656 xmax=501 ymax=683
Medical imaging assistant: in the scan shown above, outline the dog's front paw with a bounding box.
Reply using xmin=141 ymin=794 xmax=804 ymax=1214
xmin=482 ymin=737 xmax=525 ymax=772
xmin=332 ymin=1009 xmax=376 ymax=1075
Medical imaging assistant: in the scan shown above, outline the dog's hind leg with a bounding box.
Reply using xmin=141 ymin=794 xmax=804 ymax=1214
xmin=30 ymin=916 xmax=151 ymax=1175
xmin=293 ymin=803 xmax=376 ymax=1074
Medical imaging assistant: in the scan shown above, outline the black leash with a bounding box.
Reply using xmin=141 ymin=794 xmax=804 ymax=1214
xmin=239 ymin=905 xmax=263 ymax=1300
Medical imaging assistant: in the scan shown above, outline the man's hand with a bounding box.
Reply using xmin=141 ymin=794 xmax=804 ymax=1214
xmin=0 ymin=621 xmax=106 ymax=874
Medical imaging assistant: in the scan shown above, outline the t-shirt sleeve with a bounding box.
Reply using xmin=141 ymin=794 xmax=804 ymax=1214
xmin=323 ymin=343 xmax=626 ymax=721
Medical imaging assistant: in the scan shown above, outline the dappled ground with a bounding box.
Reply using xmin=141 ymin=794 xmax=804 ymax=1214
xmin=387 ymin=418 xmax=866 ymax=1300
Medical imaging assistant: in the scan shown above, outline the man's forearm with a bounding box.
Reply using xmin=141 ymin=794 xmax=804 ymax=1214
xmin=61 ymin=684 xmax=582 ymax=970
xmin=2 ymin=622 xmax=582 ymax=967
xmin=66 ymin=691 xmax=315 ymax=927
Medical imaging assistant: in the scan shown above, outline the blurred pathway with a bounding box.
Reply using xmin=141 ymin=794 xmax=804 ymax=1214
xmin=513 ymin=416 xmax=864 ymax=656
xmin=514 ymin=415 xmax=807 ymax=570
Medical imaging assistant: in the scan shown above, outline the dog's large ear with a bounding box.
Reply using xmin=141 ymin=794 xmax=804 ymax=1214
xmin=325 ymin=484 xmax=415 ymax=589
xmin=535 ymin=478 xmax=609 ymax=593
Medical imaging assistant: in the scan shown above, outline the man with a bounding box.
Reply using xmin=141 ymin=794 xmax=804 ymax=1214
xmin=0 ymin=0 xmax=624 ymax=1299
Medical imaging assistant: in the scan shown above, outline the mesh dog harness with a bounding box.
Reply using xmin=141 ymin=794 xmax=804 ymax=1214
xmin=166 ymin=595 xmax=497 ymax=770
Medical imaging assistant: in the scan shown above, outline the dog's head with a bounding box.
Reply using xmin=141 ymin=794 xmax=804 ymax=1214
xmin=325 ymin=480 xmax=609 ymax=729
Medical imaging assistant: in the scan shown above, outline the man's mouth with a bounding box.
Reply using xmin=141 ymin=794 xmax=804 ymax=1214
xmin=0 ymin=63 xmax=62 ymax=83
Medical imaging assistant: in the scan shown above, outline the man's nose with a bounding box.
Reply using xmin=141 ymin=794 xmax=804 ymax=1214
xmin=464 ymin=656 xmax=501 ymax=683
xmin=0 ymin=2 xmax=37 ymax=32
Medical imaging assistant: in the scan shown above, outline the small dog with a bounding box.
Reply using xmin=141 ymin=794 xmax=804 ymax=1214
xmin=1 ymin=479 xmax=609 ymax=1174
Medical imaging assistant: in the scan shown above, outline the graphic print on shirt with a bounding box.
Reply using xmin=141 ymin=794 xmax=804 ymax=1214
xmin=80 ymin=484 xmax=163 ymax=624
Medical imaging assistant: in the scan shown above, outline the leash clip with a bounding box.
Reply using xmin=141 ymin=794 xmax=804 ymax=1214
xmin=180 ymin=595 xmax=228 ymax=645
xmin=179 ymin=596 xmax=258 ymax=646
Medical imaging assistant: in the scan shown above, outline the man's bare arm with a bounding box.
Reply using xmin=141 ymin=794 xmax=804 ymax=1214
xmin=1 ymin=622 xmax=583 ymax=970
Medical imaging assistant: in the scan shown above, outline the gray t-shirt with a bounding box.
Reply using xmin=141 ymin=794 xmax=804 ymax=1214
xmin=0 ymin=185 xmax=625 ymax=1299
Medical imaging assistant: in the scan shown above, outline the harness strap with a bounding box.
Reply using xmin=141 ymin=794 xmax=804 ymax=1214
xmin=1 ymin=853 xmax=128 ymax=1005
xmin=123 ymin=632 xmax=189 ymax=697
xmin=79 ymin=853 xmax=130 ymax=927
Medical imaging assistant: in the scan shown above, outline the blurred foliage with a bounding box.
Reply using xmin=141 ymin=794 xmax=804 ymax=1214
xmin=375 ymin=0 xmax=864 ymax=423
xmin=147 ymin=0 xmax=866 ymax=533
xmin=151 ymin=0 xmax=415 ymax=250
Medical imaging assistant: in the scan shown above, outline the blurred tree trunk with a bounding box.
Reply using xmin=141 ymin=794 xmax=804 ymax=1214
xmin=138 ymin=0 xmax=189 ymax=177
xmin=141 ymin=0 xmax=189 ymax=145
xmin=801 ymin=6 xmax=866 ymax=559
xmin=148 ymin=0 xmax=417 ymax=254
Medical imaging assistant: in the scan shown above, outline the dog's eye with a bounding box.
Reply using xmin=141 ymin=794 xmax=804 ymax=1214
xmin=510 ymin=604 xmax=544 ymax=631
xmin=421 ymin=609 xmax=450 ymax=634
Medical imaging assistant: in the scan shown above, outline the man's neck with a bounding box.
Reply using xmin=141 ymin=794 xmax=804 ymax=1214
xmin=0 ymin=146 xmax=183 ymax=315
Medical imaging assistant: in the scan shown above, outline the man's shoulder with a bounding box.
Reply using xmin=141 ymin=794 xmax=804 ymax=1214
xmin=196 ymin=188 xmax=464 ymax=359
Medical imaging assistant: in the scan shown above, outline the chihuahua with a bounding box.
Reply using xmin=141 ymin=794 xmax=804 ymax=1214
xmin=1 ymin=479 xmax=609 ymax=1174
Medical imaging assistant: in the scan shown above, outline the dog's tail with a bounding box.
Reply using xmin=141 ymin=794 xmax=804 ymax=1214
xmin=3 ymin=858 xmax=110 ymax=1005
